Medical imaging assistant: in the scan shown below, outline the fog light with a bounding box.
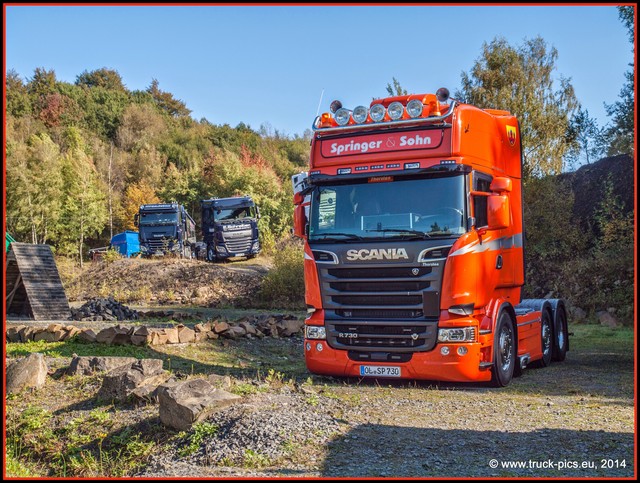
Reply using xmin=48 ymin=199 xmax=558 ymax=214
xmin=388 ymin=101 xmax=404 ymax=120
xmin=407 ymin=99 xmax=423 ymax=118
xmin=316 ymin=343 xmax=323 ymax=352
xmin=370 ymin=104 xmax=385 ymax=122
xmin=457 ymin=346 xmax=468 ymax=356
xmin=440 ymin=346 xmax=450 ymax=356
xmin=306 ymin=343 xmax=311 ymax=351
xmin=334 ymin=108 xmax=351 ymax=126
xmin=353 ymin=105 xmax=368 ymax=123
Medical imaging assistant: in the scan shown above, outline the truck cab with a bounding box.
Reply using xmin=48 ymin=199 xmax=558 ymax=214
xmin=293 ymin=89 xmax=569 ymax=386
xmin=200 ymin=196 xmax=261 ymax=262
xmin=135 ymin=203 xmax=196 ymax=258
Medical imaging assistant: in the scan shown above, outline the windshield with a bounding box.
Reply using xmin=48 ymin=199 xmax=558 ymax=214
xmin=309 ymin=174 xmax=466 ymax=241
xmin=214 ymin=206 xmax=255 ymax=222
xmin=139 ymin=212 xmax=178 ymax=225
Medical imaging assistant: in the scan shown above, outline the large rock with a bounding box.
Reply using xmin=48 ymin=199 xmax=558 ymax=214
xmin=6 ymin=353 xmax=48 ymax=394
xmin=157 ymin=378 xmax=241 ymax=431
xmin=598 ymin=311 xmax=618 ymax=328
xmin=78 ymin=328 xmax=97 ymax=343
xmin=177 ymin=325 xmax=196 ymax=344
xmin=276 ymin=319 xmax=304 ymax=337
xmin=67 ymin=356 xmax=138 ymax=376
xmin=6 ymin=326 xmax=25 ymax=343
xmin=97 ymin=359 xmax=170 ymax=402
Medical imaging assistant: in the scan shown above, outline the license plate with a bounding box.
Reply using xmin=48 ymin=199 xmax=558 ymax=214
xmin=359 ymin=365 xmax=401 ymax=377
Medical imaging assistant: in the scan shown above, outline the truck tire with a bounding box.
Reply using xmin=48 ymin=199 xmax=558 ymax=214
xmin=207 ymin=246 xmax=216 ymax=263
xmin=490 ymin=311 xmax=516 ymax=387
xmin=552 ymin=304 xmax=568 ymax=362
xmin=534 ymin=308 xmax=554 ymax=368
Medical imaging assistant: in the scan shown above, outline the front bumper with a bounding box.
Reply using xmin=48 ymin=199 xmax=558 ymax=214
xmin=304 ymin=338 xmax=491 ymax=383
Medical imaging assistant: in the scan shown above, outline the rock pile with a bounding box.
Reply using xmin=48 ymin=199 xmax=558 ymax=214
xmin=6 ymin=314 xmax=305 ymax=346
xmin=71 ymin=297 xmax=139 ymax=321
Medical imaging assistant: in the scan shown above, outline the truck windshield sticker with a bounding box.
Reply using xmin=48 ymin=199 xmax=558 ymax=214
xmin=321 ymin=130 xmax=442 ymax=158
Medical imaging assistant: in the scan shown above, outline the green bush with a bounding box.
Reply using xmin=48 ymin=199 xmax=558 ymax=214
xmin=258 ymin=239 xmax=304 ymax=309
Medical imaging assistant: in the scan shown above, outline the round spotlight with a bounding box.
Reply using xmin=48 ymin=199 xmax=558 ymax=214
xmin=407 ymin=100 xmax=424 ymax=118
xmin=440 ymin=346 xmax=450 ymax=356
xmin=330 ymin=100 xmax=343 ymax=113
xmin=306 ymin=343 xmax=311 ymax=351
xmin=388 ymin=101 xmax=404 ymax=120
xmin=335 ymin=108 xmax=351 ymax=126
xmin=436 ymin=87 xmax=450 ymax=103
xmin=457 ymin=346 xmax=468 ymax=356
xmin=316 ymin=342 xmax=324 ymax=352
xmin=370 ymin=104 xmax=385 ymax=122
xmin=353 ymin=105 xmax=368 ymax=124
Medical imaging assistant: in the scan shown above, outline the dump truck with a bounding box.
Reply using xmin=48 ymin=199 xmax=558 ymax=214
xmin=292 ymin=88 xmax=569 ymax=386
xmin=200 ymin=196 xmax=261 ymax=262
xmin=135 ymin=203 xmax=196 ymax=258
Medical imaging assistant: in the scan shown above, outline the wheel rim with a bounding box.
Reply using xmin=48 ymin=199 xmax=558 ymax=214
xmin=499 ymin=325 xmax=513 ymax=372
xmin=557 ymin=313 xmax=566 ymax=350
xmin=542 ymin=318 xmax=552 ymax=357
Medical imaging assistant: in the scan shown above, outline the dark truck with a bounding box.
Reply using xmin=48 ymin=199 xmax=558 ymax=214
xmin=135 ymin=203 xmax=196 ymax=258
xmin=200 ymin=196 xmax=261 ymax=262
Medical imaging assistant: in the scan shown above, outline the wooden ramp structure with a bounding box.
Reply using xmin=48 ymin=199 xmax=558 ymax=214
xmin=6 ymin=242 xmax=71 ymax=320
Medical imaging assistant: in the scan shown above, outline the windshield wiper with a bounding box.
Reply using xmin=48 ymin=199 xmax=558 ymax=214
xmin=312 ymin=232 xmax=364 ymax=241
xmin=366 ymin=228 xmax=432 ymax=239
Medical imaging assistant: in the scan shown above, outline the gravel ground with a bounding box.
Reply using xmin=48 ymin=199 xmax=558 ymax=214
xmin=7 ymin=328 xmax=635 ymax=478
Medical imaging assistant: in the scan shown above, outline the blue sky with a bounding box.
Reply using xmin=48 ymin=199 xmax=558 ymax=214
xmin=5 ymin=5 xmax=633 ymax=138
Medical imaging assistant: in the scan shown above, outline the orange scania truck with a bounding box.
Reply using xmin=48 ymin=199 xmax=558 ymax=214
xmin=291 ymin=88 xmax=569 ymax=386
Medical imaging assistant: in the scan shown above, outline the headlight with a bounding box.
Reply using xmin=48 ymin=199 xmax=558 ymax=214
xmin=334 ymin=108 xmax=351 ymax=126
xmin=217 ymin=245 xmax=228 ymax=254
xmin=369 ymin=104 xmax=385 ymax=122
xmin=438 ymin=327 xmax=476 ymax=343
xmin=251 ymin=241 xmax=260 ymax=251
xmin=352 ymin=105 xmax=368 ymax=123
xmin=305 ymin=326 xmax=326 ymax=340
xmin=140 ymin=246 xmax=148 ymax=252
xmin=407 ymin=100 xmax=423 ymax=118
xmin=387 ymin=101 xmax=404 ymax=120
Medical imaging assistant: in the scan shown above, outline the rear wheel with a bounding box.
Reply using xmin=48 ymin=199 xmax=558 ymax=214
xmin=535 ymin=309 xmax=554 ymax=367
xmin=490 ymin=311 xmax=516 ymax=387
xmin=552 ymin=306 xmax=568 ymax=362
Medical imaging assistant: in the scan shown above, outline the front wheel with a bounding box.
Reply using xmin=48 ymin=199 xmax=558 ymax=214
xmin=490 ymin=311 xmax=516 ymax=387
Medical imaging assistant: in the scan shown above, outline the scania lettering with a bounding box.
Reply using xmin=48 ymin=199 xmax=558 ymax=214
xmin=200 ymin=196 xmax=261 ymax=262
xmin=346 ymin=248 xmax=409 ymax=261
xmin=292 ymin=88 xmax=569 ymax=386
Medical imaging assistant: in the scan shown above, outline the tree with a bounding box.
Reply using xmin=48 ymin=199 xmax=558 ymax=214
xmin=386 ymin=77 xmax=408 ymax=97
xmin=147 ymin=79 xmax=192 ymax=118
xmin=457 ymin=36 xmax=579 ymax=178
xmin=601 ymin=6 xmax=634 ymax=156
xmin=76 ymin=68 xmax=126 ymax=91
xmin=60 ymin=148 xmax=108 ymax=267
xmin=6 ymin=133 xmax=63 ymax=244
xmin=565 ymin=107 xmax=604 ymax=168
xmin=6 ymin=69 xmax=32 ymax=117
xmin=119 ymin=181 xmax=160 ymax=231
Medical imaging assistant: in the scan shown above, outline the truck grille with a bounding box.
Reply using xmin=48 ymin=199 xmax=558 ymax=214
xmin=147 ymin=238 xmax=174 ymax=251
xmin=317 ymin=256 xmax=447 ymax=353
xmin=327 ymin=321 xmax=437 ymax=351
xmin=222 ymin=231 xmax=253 ymax=253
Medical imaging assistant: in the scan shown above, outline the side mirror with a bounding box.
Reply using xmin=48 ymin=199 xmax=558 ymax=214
xmin=256 ymin=206 xmax=261 ymax=219
xmin=490 ymin=177 xmax=512 ymax=193
xmin=134 ymin=214 xmax=139 ymax=227
xmin=487 ymin=194 xmax=510 ymax=230
xmin=293 ymin=204 xmax=307 ymax=238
